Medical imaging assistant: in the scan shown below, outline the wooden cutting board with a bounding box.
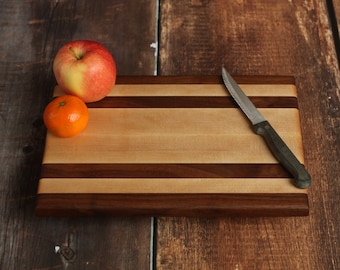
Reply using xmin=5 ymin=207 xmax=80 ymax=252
xmin=36 ymin=76 xmax=309 ymax=216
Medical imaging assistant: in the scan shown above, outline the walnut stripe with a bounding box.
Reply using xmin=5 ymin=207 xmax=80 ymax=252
xmin=115 ymin=75 xmax=295 ymax=85
xmin=41 ymin=163 xmax=291 ymax=178
xmin=35 ymin=193 xmax=309 ymax=217
xmin=86 ymin=96 xmax=298 ymax=108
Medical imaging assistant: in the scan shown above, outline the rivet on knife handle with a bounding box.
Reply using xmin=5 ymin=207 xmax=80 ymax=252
xmin=221 ymin=67 xmax=311 ymax=189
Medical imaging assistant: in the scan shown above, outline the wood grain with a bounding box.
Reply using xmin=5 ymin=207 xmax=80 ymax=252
xmin=36 ymin=194 xmax=309 ymax=217
xmin=85 ymin=96 xmax=298 ymax=108
xmin=1 ymin=0 xmax=339 ymax=269
xmin=37 ymin=178 xmax=303 ymax=194
xmin=331 ymin=0 xmax=340 ymax=42
xmin=0 ymin=0 xmax=155 ymax=268
xmin=36 ymin=78 xmax=308 ymax=216
xmin=40 ymin=164 xmax=291 ymax=178
xmin=157 ymin=0 xmax=340 ymax=269
xmin=41 ymin=108 xmax=302 ymax=164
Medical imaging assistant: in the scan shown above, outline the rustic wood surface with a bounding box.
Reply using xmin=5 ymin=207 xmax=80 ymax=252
xmin=333 ymin=0 xmax=340 ymax=36
xmin=0 ymin=0 xmax=155 ymax=269
xmin=157 ymin=1 xmax=340 ymax=270
xmin=1 ymin=0 xmax=339 ymax=270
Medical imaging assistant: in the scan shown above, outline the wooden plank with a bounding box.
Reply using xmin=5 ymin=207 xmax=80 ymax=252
xmin=41 ymin=108 xmax=302 ymax=164
xmin=55 ymin=82 xmax=297 ymax=98
xmin=157 ymin=0 xmax=340 ymax=269
xmin=36 ymin=194 xmax=309 ymax=217
xmin=37 ymin=178 xmax=304 ymax=194
xmin=331 ymin=0 xmax=340 ymax=41
xmin=40 ymin=163 xmax=292 ymax=178
xmin=0 ymin=0 xmax=155 ymax=268
xmin=327 ymin=0 xmax=340 ymax=64
xmin=36 ymin=77 xmax=309 ymax=216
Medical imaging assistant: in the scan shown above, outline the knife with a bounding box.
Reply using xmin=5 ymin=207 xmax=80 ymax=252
xmin=221 ymin=67 xmax=311 ymax=189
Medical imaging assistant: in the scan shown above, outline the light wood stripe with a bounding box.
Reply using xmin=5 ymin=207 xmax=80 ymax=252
xmin=53 ymin=76 xmax=297 ymax=98
xmin=107 ymin=84 xmax=297 ymax=97
xmin=54 ymin=84 xmax=297 ymax=97
xmin=42 ymin=108 xmax=304 ymax=164
xmin=37 ymin=178 xmax=307 ymax=194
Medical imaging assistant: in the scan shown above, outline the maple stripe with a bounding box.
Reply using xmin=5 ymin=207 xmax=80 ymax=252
xmin=41 ymin=163 xmax=291 ymax=178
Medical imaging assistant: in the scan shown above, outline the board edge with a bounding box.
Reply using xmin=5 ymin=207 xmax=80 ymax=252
xmin=35 ymin=193 xmax=309 ymax=217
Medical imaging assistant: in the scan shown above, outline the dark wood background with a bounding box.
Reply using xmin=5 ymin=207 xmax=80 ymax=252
xmin=1 ymin=0 xmax=339 ymax=269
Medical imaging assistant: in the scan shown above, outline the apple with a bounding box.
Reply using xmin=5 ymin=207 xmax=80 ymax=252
xmin=53 ymin=40 xmax=116 ymax=103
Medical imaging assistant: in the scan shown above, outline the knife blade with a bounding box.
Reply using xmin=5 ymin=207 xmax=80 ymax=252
xmin=221 ymin=67 xmax=311 ymax=189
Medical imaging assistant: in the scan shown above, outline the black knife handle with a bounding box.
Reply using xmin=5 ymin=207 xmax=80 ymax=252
xmin=253 ymin=121 xmax=311 ymax=189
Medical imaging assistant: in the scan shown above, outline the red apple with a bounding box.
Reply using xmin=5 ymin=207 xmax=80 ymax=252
xmin=53 ymin=40 xmax=116 ymax=103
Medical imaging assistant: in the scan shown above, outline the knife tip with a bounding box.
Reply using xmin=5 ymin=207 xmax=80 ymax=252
xmin=221 ymin=67 xmax=229 ymax=78
xmin=221 ymin=67 xmax=230 ymax=82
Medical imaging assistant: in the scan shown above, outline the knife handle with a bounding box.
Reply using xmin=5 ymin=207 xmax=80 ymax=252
xmin=253 ymin=121 xmax=311 ymax=189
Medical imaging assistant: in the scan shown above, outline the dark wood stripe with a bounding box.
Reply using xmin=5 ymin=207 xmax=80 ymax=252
xmin=87 ymin=96 xmax=298 ymax=108
xmin=41 ymin=163 xmax=291 ymax=178
xmin=116 ymin=75 xmax=296 ymax=85
xmin=36 ymin=193 xmax=309 ymax=217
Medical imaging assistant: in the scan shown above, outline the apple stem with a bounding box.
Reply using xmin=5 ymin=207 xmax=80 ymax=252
xmin=69 ymin=46 xmax=83 ymax=60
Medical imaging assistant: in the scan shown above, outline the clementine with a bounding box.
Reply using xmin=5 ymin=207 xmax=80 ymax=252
xmin=43 ymin=95 xmax=89 ymax=137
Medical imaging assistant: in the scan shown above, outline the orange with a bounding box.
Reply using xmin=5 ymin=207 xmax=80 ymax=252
xmin=43 ymin=95 xmax=89 ymax=138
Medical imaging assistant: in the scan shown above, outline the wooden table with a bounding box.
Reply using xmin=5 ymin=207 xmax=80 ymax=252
xmin=1 ymin=0 xmax=339 ymax=269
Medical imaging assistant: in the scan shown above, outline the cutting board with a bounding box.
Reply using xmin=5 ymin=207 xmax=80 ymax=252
xmin=36 ymin=75 xmax=309 ymax=216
